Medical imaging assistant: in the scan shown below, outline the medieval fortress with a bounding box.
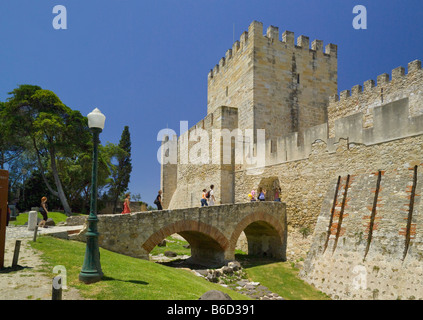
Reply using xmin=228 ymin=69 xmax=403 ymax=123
xmin=160 ymin=21 xmax=423 ymax=299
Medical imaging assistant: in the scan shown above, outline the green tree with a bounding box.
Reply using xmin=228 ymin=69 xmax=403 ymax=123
xmin=16 ymin=170 xmax=62 ymax=212
xmin=109 ymin=126 xmax=132 ymax=213
xmin=0 ymin=101 xmax=28 ymax=170
xmin=2 ymin=85 xmax=91 ymax=215
xmin=60 ymin=143 xmax=117 ymax=213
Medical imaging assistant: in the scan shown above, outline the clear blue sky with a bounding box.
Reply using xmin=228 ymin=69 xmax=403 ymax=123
xmin=1 ymin=0 xmax=422 ymax=206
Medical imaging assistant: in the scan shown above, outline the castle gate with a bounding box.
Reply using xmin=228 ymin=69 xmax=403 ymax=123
xmin=88 ymin=202 xmax=286 ymax=266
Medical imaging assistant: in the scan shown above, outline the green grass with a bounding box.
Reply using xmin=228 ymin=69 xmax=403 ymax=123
xmin=238 ymin=256 xmax=330 ymax=300
xmin=11 ymin=211 xmax=82 ymax=226
xmin=30 ymin=237 xmax=250 ymax=300
xmin=150 ymin=236 xmax=191 ymax=256
xmin=150 ymin=236 xmax=247 ymax=257
xmin=30 ymin=235 xmax=329 ymax=300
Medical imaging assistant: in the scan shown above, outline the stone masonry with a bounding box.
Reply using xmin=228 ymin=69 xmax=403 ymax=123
xmin=162 ymin=20 xmax=338 ymax=210
xmin=161 ymin=20 xmax=423 ymax=232
xmin=159 ymin=20 xmax=423 ymax=299
xmin=74 ymin=202 xmax=287 ymax=266
xmin=300 ymin=166 xmax=423 ymax=300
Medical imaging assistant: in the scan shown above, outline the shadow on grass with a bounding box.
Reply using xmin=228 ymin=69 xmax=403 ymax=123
xmin=158 ymin=257 xmax=213 ymax=269
xmin=102 ymin=275 xmax=148 ymax=285
xmin=157 ymin=254 xmax=285 ymax=270
xmin=235 ymin=254 xmax=287 ymax=268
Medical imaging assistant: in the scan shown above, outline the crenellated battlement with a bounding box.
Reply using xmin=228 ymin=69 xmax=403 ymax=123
xmin=329 ymin=60 xmax=422 ymax=104
xmin=207 ymin=20 xmax=338 ymax=142
xmin=208 ymin=20 xmax=337 ymax=80
xmin=328 ymin=59 xmax=423 ymax=137
xmin=168 ymin=93 xmax=423 ymax=173
xmin=250 ymin=95 xmax=423 ymax=170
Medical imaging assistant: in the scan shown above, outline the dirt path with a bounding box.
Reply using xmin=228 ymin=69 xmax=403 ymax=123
xmin=1 ymin=237 xmax=85 ymax=300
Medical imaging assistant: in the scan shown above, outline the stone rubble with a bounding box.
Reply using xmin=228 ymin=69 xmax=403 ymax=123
xmin=191 ymin=261 xmax=284 ymax=300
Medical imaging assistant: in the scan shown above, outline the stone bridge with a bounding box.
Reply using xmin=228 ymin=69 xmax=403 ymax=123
xmin=77 ymin=202 xmax=287 ymax=266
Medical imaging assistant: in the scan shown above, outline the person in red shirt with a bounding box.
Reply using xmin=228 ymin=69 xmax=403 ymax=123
xmin=122 ymin=193 xmax=131 ymax=214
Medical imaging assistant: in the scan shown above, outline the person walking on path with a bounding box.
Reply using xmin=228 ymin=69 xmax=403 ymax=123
xmin=201 ymin=189 xmax=208 ymax=207
xmin=122 ymin=193 xmax=131 ymax=214
xmin=154 ymin=190 xmax=163 ymax=210
xmin=38 ymin=197 xmax=49 ymax=228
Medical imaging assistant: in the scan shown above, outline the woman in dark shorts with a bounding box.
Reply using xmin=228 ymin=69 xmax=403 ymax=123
xmin=39 ymin=196 xmax=49 ymax=228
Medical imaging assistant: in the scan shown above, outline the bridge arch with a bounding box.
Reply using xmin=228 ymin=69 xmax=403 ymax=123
xmin=142 ymin=220 xmax=230 ymax=265
xmin=88 ymin=202 xmax=286 ymax=266
xmin=228 ymin=211 xmax=287 ymax=261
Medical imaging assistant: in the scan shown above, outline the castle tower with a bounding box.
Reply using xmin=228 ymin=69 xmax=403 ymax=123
xmin=207 ymin=21 xmax=338 ymax=144
xmin=162 ymin=21 xmax=339 ymax=210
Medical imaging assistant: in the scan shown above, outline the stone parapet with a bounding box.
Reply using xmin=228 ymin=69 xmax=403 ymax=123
xmin=74 ymin=202 xmax=287 ymax=267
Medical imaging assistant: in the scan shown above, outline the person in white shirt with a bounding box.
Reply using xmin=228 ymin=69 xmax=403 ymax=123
xmin=208 ymin=184 xmax=215 ymax=206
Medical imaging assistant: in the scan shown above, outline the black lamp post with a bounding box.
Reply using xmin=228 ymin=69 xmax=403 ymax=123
xmin=79 ymin=108 xmax=106 ymax=284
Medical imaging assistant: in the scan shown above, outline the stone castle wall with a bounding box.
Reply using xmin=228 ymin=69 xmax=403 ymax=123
xmin=328 ymin=60 xmax=423 ymax=137
xmin=164 ymin=59 xmax=423 ymax=226
xmin=161 ymin=20 xmax=423 ymax=234
xmin=233 ymin=59 xmax=423 ymax=229
xmin=157 ymin=20 xmax=423 ymax=300
xmin=165 ymin=106 xmax=238 ymax=209
xmin=300 ymin=165 xmax=423 ymax=300
xmin=207 ymin=21 xmax=337 ymax=142
xmin=252 ymin=23 xmax=337 ymax=142
xmin=163 ymin=21 xmax=339 ymax=209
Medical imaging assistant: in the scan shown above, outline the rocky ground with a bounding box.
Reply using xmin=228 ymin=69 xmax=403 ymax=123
xmin=156 ymin=257 xmax=284 ymax=300
xmin=0 ymin=225 xmax=84 ymax=300
xmin=154 ymin=252 xmax=286 ymax=300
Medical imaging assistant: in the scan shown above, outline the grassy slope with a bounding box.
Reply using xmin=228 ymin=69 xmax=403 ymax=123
xmin=30 ymin=237 xmax=249 ymax=300
xmin=26 ymin=212 xmax=328 ymax=300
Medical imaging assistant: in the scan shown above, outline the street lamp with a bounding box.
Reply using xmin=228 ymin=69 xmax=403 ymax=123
xmin=79 ymin=108 xmax=106 ymax=284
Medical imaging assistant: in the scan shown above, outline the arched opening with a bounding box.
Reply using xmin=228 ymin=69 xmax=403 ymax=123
xmin=257 ymin=176 xmax=280 ymax=201
xmin=142 ymin=220 xmax=230 ymax=267
xmin=229 ymin=211 xmax=287 ymax=262
xmin=178 ymin=231 xmax=226 ymax=266
xmin=243 ymin=221 xmax=284 ymax=259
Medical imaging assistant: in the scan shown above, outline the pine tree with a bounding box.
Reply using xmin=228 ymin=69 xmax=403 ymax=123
xmin=110 ymin=126 xmax=132 ymax=213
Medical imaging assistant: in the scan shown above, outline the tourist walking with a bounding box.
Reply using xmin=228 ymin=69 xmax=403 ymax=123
xmin=122 ymin=193 xmax=131 ymax=214
xmin=250 ymin=189 xmax=257 ymax=202
xmin=38 ymin=197 xmax=49 ymax=228
xmin=201 ymin=189 xmax=208 ymax=207
xmin=208 ymin=185 xmax=216 ymax=205
xmin=154 ymin=190 xmax=163 ymax=210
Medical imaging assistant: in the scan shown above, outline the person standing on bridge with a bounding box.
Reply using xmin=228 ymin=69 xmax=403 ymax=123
xmin=208 ymin=185 xmax=216 ymax=206
xmin=201 ymin=189 xmax=208 ymax=207
xmin=122 ymin=193 xmax=131 ymax=214
xmin=154 ymin=190 xmax=163 ymax=210
xmin=250 ymin=189 xmax=257 ymax=202
xmin=258 ymin=188 xmax=266 ymax=201
xmin=274 ymin=187 xmax=282 ymax=202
